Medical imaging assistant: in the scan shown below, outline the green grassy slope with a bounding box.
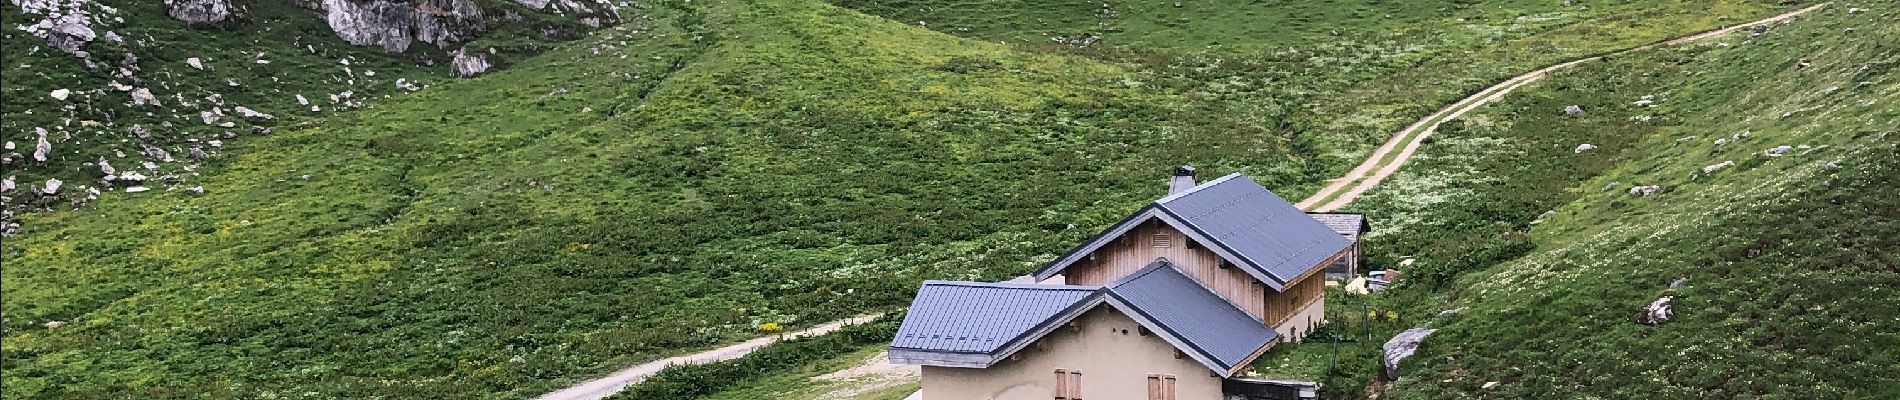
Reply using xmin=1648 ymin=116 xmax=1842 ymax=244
xmin=0 ymin=0 xmax=610 ymax=214
xmin=832 ymin=0 xmax=1793 ymax=190
xmin=0 ymin=0 xmax=1835 ymax=399
xmin=1 ymin=0 xmax=1330 ymax=397
xmin=1335 ymin=3 xmax=1898 ymax=398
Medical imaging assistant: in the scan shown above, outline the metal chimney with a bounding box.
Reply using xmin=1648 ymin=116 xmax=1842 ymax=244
xmin=1169 ymin=165 xmax=1197 ymax=195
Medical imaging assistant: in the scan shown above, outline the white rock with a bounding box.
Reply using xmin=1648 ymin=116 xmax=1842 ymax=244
xmin=296 ymin=94 xmax=310 ymax=105
xmin=131 ymin=87 xmax=160 ymax=106
xmin=1483 ymin=382 xmax=1500 ymax=390
xmin=1573 ymin=143 xmax=1597 ymax=153
xmin=33 ymin=128 xmax=52 ymax=163
xmin=186 ymin=57 xmax=204 ymax=70
xmin=125 ymin=186 xmax=151 ymax=193
xmin=1702 ymin=160 xmax=1735 ymax=174
xmin=41 ymin=178 xmax=63 ymax=195
xmin=1764 ymin=145 xmax=1793 ymax=156
xmin=234 ymin=106 xmax=274 ymax=120
xmin=1383 ymin=328 xmax=1436 ymax=380
xmin=1639 ymin=295 xmax=1674 ymax=325
xmin=49 ymin=88 xmax=71 ymax=100
xmin=1628 ymin=185 xmax=1660 ymax=197
xmin=200 ymin=111 xmax=220 ymax=125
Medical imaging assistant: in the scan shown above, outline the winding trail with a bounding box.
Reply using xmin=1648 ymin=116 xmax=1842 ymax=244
xmin=1295 ymin=2 xmax=1829 ymax=212
xmin=532 ymin=314 xmax=883 ymax=400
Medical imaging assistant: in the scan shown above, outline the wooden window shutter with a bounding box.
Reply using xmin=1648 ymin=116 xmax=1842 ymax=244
xmin=1054 ymin=369 xmax=1068 ymax=400
xmin=1146 ymin=375 xmax=1161 ymax=400
xmin=1068 ymin=369 xmax=1083 ymax=399
xmin=1164 ymin=375 xmax=1177 ymax=400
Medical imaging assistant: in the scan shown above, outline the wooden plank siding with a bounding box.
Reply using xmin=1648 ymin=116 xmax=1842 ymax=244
xmin=1064 ymin=221 xmax=1270 ymax=321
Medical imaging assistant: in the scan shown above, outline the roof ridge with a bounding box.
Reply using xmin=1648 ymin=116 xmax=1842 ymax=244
xmin=1155 ymin=172 xmax=1245 ymax=204
xmin=921 ymin=280 xmax=1102 ymax=291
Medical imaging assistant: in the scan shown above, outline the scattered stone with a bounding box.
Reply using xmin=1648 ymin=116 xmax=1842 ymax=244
xmin=1532 ymin=210 xmax=1556 ymax=224
xmin=1629 ymin=185 xmax=1660 ymax=197
xmin=34 ymin=128 xmax=52 ymax=163
xmin=131 ymin=124 xmax=153 ymax=140
xmin=44 ymin=19 xmax=97 ymax=58
xmin=297 ymin=94 xmax=311 ymax=106
xmin=1848 ymin=7 xmax=1866 ymax=14
xmin=234 ymin=106 xmax=274 ymax=120
xmin=200 ymin=111 xmax=221 ymax=125
xmin=40 ymin=178 xmax=63 ymax=195
xmin=1764 ymin=145 xmax=1794 ymax=156
xmin=1 ymin=176 xmax=14 ymax=192
xmin=189 ymin=146 xmax=209 ymax=160
xmin=118 ymin=170 xmax=148 ymax=182
xmin=1824 ymin=86 xmax=1840 ymax=95
xmin=1801 ymin=145 xmax=1826 ymax=156
xmin=1823 ymin=161 xmax=1841 ymax=170
xmin=49 ymin=88 xmax=71 ymax=100
xmin=451 ymin=46 xmax=492 ymax=77
xmin=185 ymin=186 xmax=206 ymax=196
xmin=98 ymin=158 xmax=117 ymax=176
xmin=1638 ymin=295 xmax=1674 ymax=325
xmin=1563 ymin=105 xmax=1584 ymax=116
xmin=1483 ymin=382 xmax=1500 ymax=390
xmin=1383 ymin=328 xmax=1436 ymax=380
xmin=187 ymin=57 xmax=205 ymax=70
xmin=1701 ymin=160 xmax=1735 ymax=174
xmin=1573 ymin=143 xmax=1597 ymax=153
xmin=165 ymin=0 xmax=242 ymax=26
xmin=43 ymin=320 xmax=65 ymax=329
xmin=1670 ymin=276 xmax=1689 ymax=288
xmin=131 ymin=88 xmax=161 ymax=106
xmin=125 ymin=186 xmax=151 ymax=193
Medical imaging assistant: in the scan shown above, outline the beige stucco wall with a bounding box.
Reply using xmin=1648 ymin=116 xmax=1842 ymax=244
xmin=920 ymin=306 xmax=1227 ymax=400
xmin=1271 ymin=297 xmax=1326 ymax=342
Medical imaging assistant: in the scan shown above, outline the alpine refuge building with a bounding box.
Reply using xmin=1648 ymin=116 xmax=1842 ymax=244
xmin=890 ymin=167 xmax=1355 ymax=400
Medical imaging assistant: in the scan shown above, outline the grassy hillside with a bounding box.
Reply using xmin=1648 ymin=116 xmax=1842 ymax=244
xmin=1330 ymin=3 xmax=1898 ymax=398
xmin=2 ymin=0 xmax=1329 ymax=397
xmin=0 ymin=0 xmax=1822 ymax=399
xmin=0 ymin=0 xmax=611 ymax=217
xmin=834 ymin=0 xmax=1794 ymax=186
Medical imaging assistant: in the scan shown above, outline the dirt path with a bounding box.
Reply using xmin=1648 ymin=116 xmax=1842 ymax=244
xmin=532 ymin=314 xmax=883 ymax=400
xmin=1295 ymin=3 xmax=1830 ymax=212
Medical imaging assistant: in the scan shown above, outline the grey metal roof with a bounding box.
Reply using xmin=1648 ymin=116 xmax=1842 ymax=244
xmin=891 ymin=261 xmax=1279 ymax=376
xmin=890 ymin=281 xmax=1099 ymax=354
xmin=1306 ymin=212 xmax=1369 ymax=241
xmin=1106 ymin=261 xmax=1279 ymax=372
xmin=1036 ymin=173 xmax=1353 ymax=289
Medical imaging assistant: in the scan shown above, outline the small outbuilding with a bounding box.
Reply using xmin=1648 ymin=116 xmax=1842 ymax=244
xmin=1306 ymin=212 xmax=1369 ymax=280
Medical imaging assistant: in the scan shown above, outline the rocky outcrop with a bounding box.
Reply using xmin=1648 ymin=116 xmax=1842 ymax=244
xmin=1383 ymin=328 xmax=1435 ymax=380
xmin=165 ymin=0 xmax=242 ymax=26
xmin=322 ymin=0 xmax=485 ymax=53
xmin=450 ymin=46 xmax=492 ymax=77
xmin=1638 ymin=296 xmax=1674 ymax=325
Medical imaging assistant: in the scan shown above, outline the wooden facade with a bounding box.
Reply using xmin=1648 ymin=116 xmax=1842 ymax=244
xmin=1324 ymin=242 xmax=1361 ymax=280
xmin=1064 ymin=221 xmax=1270 ymax=321
xmin=1059 ymin=219 xmax=1344 ymax=331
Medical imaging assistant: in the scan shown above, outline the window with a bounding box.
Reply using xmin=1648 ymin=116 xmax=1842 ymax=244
xmin=1055 ymin=369 xmax=1082 ymax=399
xmin=1146 ymin=374 xmax=1176 ymax=400
xmin=1151 ymin=233 xmax=1172 ymax=248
